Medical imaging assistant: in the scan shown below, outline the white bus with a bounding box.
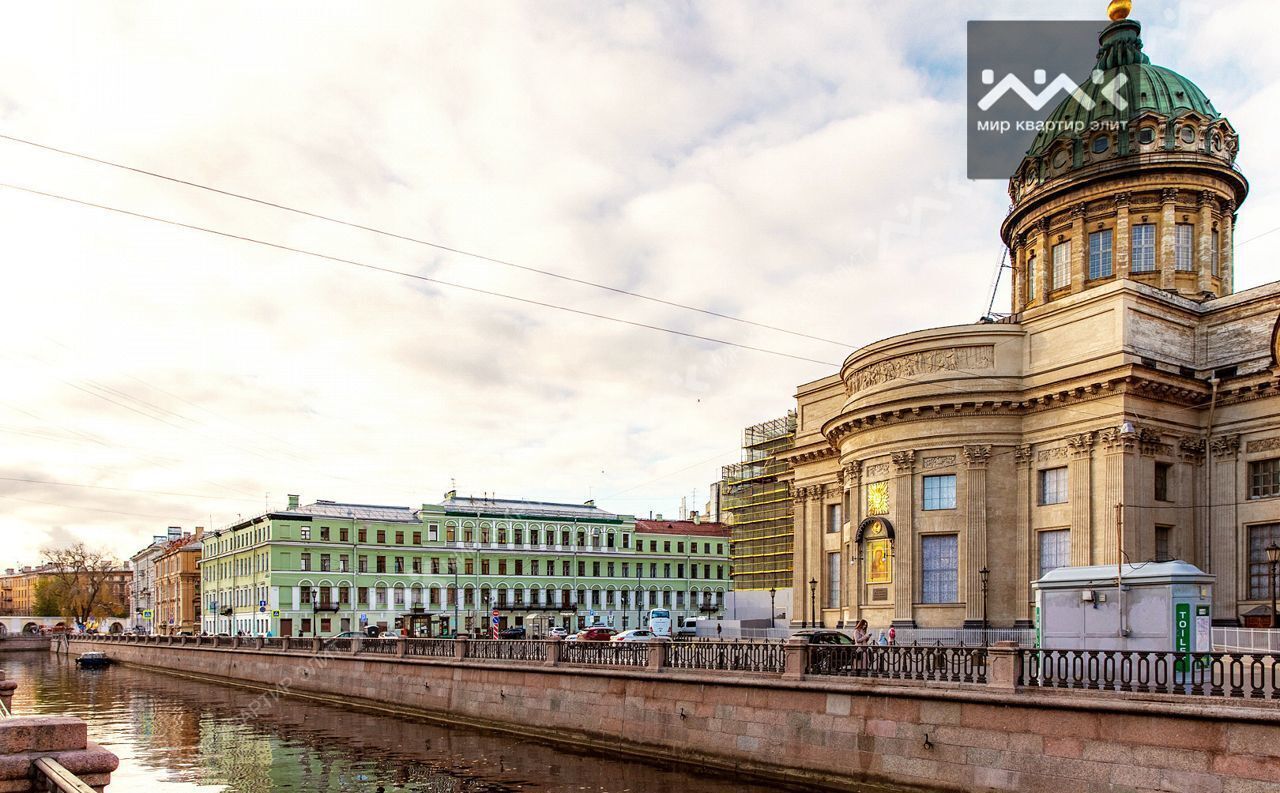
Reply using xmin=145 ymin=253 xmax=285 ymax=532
xmin=648 ymin=608 xmax=672 ymax=638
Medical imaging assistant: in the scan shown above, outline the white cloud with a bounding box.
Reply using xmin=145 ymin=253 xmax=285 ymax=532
xmin=0 ymin=1 xmax=1274 ymax=565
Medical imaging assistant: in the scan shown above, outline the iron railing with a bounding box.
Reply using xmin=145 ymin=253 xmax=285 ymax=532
xmin=358 ymin=638 xmax=399 ymax=655
xmin=260 ymin=637 xmax=283 ymax=649
xmin=405 ymin=638 xmax=456 ymax=658
xmin=467 ymin=639 xmax=547 ymax=662
xmin=808 ymin=644 xmax=988 ymax=684
xmin=321 ymin=638 xmax=353 ymax=653
xmin=1213 ymin=627 xmax=1280 ymax=654
xmin=1018 ymin=649 xmax=1280 ymax=698
xmin=666 ymin=641 xmax=784 ymax=673
xmin=561 ymin=641 xmax=648 ymax=667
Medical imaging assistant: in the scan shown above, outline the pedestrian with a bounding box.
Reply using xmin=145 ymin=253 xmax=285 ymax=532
xmin=716 ymin=622 xmax=722 ymax=639
xmin=887 ymin=626 xmax=896 ymax=645
xmin=877 ymin=630 xmax=888 ymax=646
xmin=853 ymin=620 xmax=870 ymax=645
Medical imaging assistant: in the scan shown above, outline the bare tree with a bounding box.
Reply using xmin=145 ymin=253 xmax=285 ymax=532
xmin=41 ymin=544 xmax=127 ymax=627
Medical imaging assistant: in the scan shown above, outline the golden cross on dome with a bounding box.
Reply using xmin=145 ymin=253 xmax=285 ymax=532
xmin=1108 ymin=0 xmax=1133 ymax=21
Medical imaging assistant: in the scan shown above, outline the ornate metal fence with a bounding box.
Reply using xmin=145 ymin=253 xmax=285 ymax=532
xmin=666 ymin=641 xmax=784 ymax=673
xmin=405 ymin=638 xmax=456 ymax=658
xmin=808 ymin=644 xmax=988 ymax=683
xmin=560 ymin=641 xmax=648 ymax=667
xmin=358 ymin=638 xmax=399 ymax=655
xmin=468 ymin=640 xmax=548 ymax=662
xmin=1018 ymin=649 xmax=1280 ymax=698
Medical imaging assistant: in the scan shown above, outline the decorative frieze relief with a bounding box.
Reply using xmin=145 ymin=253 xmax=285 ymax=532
xmin=865 ymin=463 xmax=891 ymax=479
xmin=962 ymin=445 xmax=992 ymax=469
xmin=1246 ymin=437 xmax=1280 ymax=454
xmin=891 ymin=450 xmax=917 ymax=474
xmin=1036 ymin=446 xmax=1069 ymax=462
xmin=848 ymin=345 xmax=995 ymax=394
xmin=1211 ymin=434 xmax=1241 ymax=458
xmin=921 ymin=455 xmax=957 ymax=471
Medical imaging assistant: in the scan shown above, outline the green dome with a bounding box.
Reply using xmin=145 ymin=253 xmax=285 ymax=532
xmin=1027 ymin=19 xmax=1219 ymax=157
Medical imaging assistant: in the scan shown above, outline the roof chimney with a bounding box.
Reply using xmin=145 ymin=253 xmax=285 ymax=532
xmin=691 ymin=511 xmax=701 ymax=524
xmin=167 ymin=526 xmax=182 ymax=540
xmin=655 ymin=513 xmax=663 ymax=521
xmin=287 ymin=494 xmax=300 ymax=510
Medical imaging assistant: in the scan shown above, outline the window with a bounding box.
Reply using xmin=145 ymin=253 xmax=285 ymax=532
xmin=428 ymin=524 xmax=439 ymax=541
xmin=376 ymin=556 xmax=386 ymax=573
xmin=1038 ymin=529 xmax=1071 ymax=577
xmin=530 ymin=529 xmax=539 ymax=545
xmin=376 ymin=530 xmax=386 ymax=544
xmin=1026 ymin=253 xmax=1037 ymax=301
xmin=358 ymin=528 xmax=367 ymax=543
xmin=920 ymin=535 xmax=958 ymax=603
xmin=826 ymin=552 xmax=841 ymax=609
xmin=1249 ymin=459 xmax=1280 ymax=499
xmin=319 ymin=526 xmax=330 ymax=541
xmin=1248 ymin=523 xmax=1280 ymax=599
xmin=412 ymin=557 xmax=422 ymax=573
xmin=515 ymin=559 xmax=524 ymax=575
xmin=499 ymin=559 xmax=508 ymax=575
xmin=1155 ymin=526 xmax=1172 ymax=562
xmin=1039 ymin=467 xmax=1068 ymax=505
xmin=1211 ymin=229 xmax=1220 ymax=276
xmin=319 ymin=554 xmax=330 ymax=572
xmin=531 ymin=560 xmax=540 ymax=576
xmin=606 ymin=562 xmax=614 ymax=577
xmin=1132 ymin=224 xmax=1155 ymax=272
xmin=1175 ymin=224 xmax=1194 ymax=271
xmin=446 ymin=526 xmax=455 ymax=542
xmin=357 ymin=587 xmax=368 ymax=604
xmin=826 ymin=503 xmax=842 ymax=533
xmin=481 ymin=559 xmax=490 ymax=575
xmin=300 ymin=526 xmax=311 ymax=540
xmin=561 ymin=561 xmax=570 ymax=576
xmin=663 ymin=563 xmax=671 ymax=578
xmin=430 ymin=558 xmax=440 ymax=574
xmin=1088 ymin=229 xmax=1112 ymax=279
xmin=577 ymin=561 xmax=585 ymax=577
xmin=591 ymin=561 xmax=600 ymax=577
xmin=1052 ymin=240 xmax=1071 ymax=290
xmin=922 ymin=475 xmax=956 ymax=510
xmin=1155 ymin=462 xmax=1172 ymax=502
xmin=622 ymin=534 xmax=630 ymax=549
xmin=515 ymin=528 xmax=523 ymax=544
xmin=300 ymin=587 xmax=312 ymax=604
xmin=357 ymin=556 xmax=367 ymax=573
xmin=412 ymin=532 xmax=421 ymax=545
xmin=300 ymin=553 xmax=311 ymax=571
xmin=866 ymin=481 xmax=889 ymax=516
xmin=663 ymin=541 xmax=671 ymax=553
xmin=339 ymin=585 xmax=350 ymax=604
xmin=339 ymin=527 xmax=349 ymax=542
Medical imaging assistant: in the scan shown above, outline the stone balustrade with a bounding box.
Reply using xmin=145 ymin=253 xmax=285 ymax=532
xmin=0 ymin=669 xmax=117 ymax=792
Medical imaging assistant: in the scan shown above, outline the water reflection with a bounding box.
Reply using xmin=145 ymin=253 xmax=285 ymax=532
xmin=4 ymin=653 xmax=786 ymax=792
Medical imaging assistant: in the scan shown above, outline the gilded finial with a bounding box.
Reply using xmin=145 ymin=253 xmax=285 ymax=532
xmin=1108 ymin=0 xmax=1132 ymax=21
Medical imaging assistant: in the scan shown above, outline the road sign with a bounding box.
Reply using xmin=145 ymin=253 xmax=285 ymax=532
xmin=142 ymin=609 xmax=153 ymax=620
xmin=492 ymin=609 xmax=499 ymax=617
xmin=258 ymin=606 xmax=266 ymax=613
xmin=359 ymin=613 xmax=368 ymax=624
xmin=271 ymin=610 xmax=280 ymax=618
xmin=259 ymin=600 xmax=267 ymax=608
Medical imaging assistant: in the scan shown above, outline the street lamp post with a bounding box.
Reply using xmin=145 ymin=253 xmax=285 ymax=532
xmin=769 ymin=586 xmax=777 ymax=633
xmin=310 ymin=587 xmax=319 ymax=638
xmin=979 ymin=567 xmax=990 ymax=646
xmin=1267 ymin=543 xmax=1280 ymax=629
xmin=808 ymin=577 xmax=818 ymax=628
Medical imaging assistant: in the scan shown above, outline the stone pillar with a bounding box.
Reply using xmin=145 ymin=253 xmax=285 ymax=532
xmin=1179 ymin=438 xmax=1208 ymax=569
xmin=843 ymin=462 xmax=862 ymax=623
xmin=1009 ymin=237 xmax=1023 ymax=314
xmin=544 ymin=638 xmax=561 ymax=667
xmin=791 ymin=486 xmax=808 ymax=625
xmin=0 ymin=716 xmax=119 ymax=791
xmin=1159 ymin=188 xmax=1177 ymax=290
xmin=311 ymin=637 xmax=321 ymax=654
xmin=892 ymin=450 xmax=916 ymax=627
xmin=782 ymin=636 xmax=808 ymax=680
xmin=1033 ymin=218 xmax=1049 ymax=303
xmin=986 ymin=641 xmax=1020 ymax=691
xmin=453 ymin=636 xmax=469 ymax=661
xmin=962 ymin=445 xmax=991 ymax=627
xmin=1114 ymin=192 xmax=1131 ymax=278
xmin=396 ymin=637 xmax=407 ymax=658
xmin=1100 ymin=427 xmax=1138 ymax=567
xmin=1069 ymin=204 xmax=1086 ymax=293
xmin=1197 ymin=190 xmax=1216 ymax=293
xmin=645 ymin=640 xmax=667 ymax=671
xmin=1013 ymin=445 xmax=1034 ymax=626
xmin=1068 ymin=432 xmax=1096 ymax=565
xmin=351 ymin=636 xmax=361 ymax=655
xmin=1209 ymin=434 xmax=1241 ymax=622
xmin=808 ymin=486 xmax=824 ymax=624
xmin=1220 ymin=200 xmax=1235 ymax=295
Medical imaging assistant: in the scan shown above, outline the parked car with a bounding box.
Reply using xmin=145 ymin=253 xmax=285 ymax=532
xmin=610 ymin=629 xmax=664 ymax=642
xmin=570 ymin=627 xmax=617 ymax=642
xmin=498 ymin=626 xmax=527 ymax=639
xmin=791 ymin=629 xmax=856 ymax=645
xmin=548 ymin=626 xmax=570 ymax=638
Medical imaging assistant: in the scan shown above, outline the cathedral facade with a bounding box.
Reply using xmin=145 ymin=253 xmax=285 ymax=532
xmin=785 ymin=9 xmax=1280 ymax=629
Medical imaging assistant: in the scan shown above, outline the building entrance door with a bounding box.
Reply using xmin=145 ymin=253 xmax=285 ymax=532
xmin=279 ymin=618 xmax=293 ymax=637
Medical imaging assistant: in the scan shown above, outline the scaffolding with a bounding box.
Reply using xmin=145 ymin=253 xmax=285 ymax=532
xmin=721 ymin=412 xmax=795 ymax=591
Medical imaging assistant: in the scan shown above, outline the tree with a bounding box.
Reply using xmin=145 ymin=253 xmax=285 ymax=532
xmin=32 ymin=578 xmax=63 ymax=617
xmin=41 ymin=544 xmax=127 ymax=627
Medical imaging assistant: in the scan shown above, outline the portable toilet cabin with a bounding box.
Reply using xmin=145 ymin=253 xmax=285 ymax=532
xmin=1033 ymin=561 xmax=1213 ymax=652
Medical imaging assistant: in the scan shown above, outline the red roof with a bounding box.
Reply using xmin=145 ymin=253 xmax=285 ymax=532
xmin=634 ymin=519 xmax=730 ymax=538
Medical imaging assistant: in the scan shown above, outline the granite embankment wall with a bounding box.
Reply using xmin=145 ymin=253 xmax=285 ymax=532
xmin=0 ymin=637 xmax=50 ymax=653
xmin=68 ymin=638 xmax=1280 ymax=793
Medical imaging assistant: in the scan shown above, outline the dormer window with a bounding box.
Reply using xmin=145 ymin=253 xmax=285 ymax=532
xmin=1138 ymin=126 xmax=1156 ymax=145
xmin=1180 ymin=126 xmax=1196 ymax=144
xmin=1091 ymin=136 xmax=1109 ymax=154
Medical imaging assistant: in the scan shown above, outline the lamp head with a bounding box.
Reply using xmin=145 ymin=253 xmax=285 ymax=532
xmin=1267 ymin=542 xmax=1280 ymax=564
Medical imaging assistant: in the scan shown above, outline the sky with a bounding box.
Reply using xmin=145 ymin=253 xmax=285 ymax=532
xmin=2 ymin=0 xmax=1278 ymax=567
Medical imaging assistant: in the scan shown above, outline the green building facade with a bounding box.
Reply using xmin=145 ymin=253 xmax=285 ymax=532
xmin=200 ymin=494 xmax=730 ymax=637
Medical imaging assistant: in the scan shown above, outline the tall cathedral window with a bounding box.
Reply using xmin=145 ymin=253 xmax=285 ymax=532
xmin=1175 ymin=224 xmax=1195 ymax=271
xmin=920 ymin=535 xmax=957 ymax=603
xmin=1052 ymin=241 xmax=1071 ymax=290
xmin=1088 ymin=229 xmax=1113 ymax=279
xmin=1211 ymin=229 xmax=1221 ymax=276
xmin=1131 ymin=224 xmax=1156 ymax=272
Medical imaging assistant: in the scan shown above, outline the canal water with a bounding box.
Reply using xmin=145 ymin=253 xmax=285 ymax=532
xmin=3 ymin=652 xmax=804 ymax=792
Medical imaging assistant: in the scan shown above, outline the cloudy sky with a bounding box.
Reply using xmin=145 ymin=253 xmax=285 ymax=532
xmin=2 ymin=0 xmax=1277 ymax=566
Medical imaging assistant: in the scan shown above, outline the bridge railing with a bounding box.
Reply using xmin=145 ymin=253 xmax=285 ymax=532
xmin=1018 ymin=648 xmax=1280 ymax=699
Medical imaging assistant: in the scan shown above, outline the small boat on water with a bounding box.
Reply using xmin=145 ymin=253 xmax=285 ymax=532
xmin=75 ymin=652 xmax=111 ymax=669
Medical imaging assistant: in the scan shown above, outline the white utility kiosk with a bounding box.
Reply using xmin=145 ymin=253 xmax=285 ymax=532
xmin=1033 ymin=560 xmax=1214 ymax=652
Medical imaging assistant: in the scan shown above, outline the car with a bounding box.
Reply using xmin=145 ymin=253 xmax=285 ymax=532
xmin=571 ymin=626 xmax=618 ymax=642
xmin=548 ymin=626 xmax=570 ymax=638
xmin=791 ymin=629 xmax=857 ymax=646
xmin=610 ymin=629 xmax=661 ymax=642
xmin=498 ymin=626 xmax=527 ymax=639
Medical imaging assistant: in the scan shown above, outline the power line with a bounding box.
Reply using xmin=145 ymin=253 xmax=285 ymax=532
xmin=0 ymin=133 xmax=854 ymax=348
xmin=0 ymin=182 xmax=840 ymax=368
xmin=0 ymin=474 xmax=261 ymax=503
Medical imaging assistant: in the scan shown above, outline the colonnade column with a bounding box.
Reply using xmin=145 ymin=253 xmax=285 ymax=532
xmin=1220 ymin=199 xmax=1236 ymax=294
xmin=808 ymin=487 xmax=826 ymax=626
xmin=1209 ymin=435 xmax=1241 ymax=620
xmin=1198 ymin=190 xmax=1216 ymax=293
xmin=791 ymin=486 xmax=808 ymax=625
xmin=1159 ymin=188 xmax=1178 ymax=290
xmin=1013 ymin=445 xmax=1034 ymax=627
xmin=962 ymin=445 xmax=991 ymax=627
xmin=1069 ymin=204 xmax=1086 ymax=293
xmin=1100 ymin=427 xmax=1138 ymax=566
xmin=891 ymin=450 xmax=916 ymax=627
xmin=843 ymin=461 xmax=862 ymax=625
xmin=1010 ymin=236 xmax=1023 ymax=313
xmin=1114 ymin=192 xmax=1131 ymax=278
xmin=1033 ymin=218 xmax=1050 ymax=303
xmin=1068 ymin=432 xmax=1096 ymax=565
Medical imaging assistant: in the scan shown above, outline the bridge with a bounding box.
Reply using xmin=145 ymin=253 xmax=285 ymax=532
xmin=71 ymin=634 xmax=1280 ymax=792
